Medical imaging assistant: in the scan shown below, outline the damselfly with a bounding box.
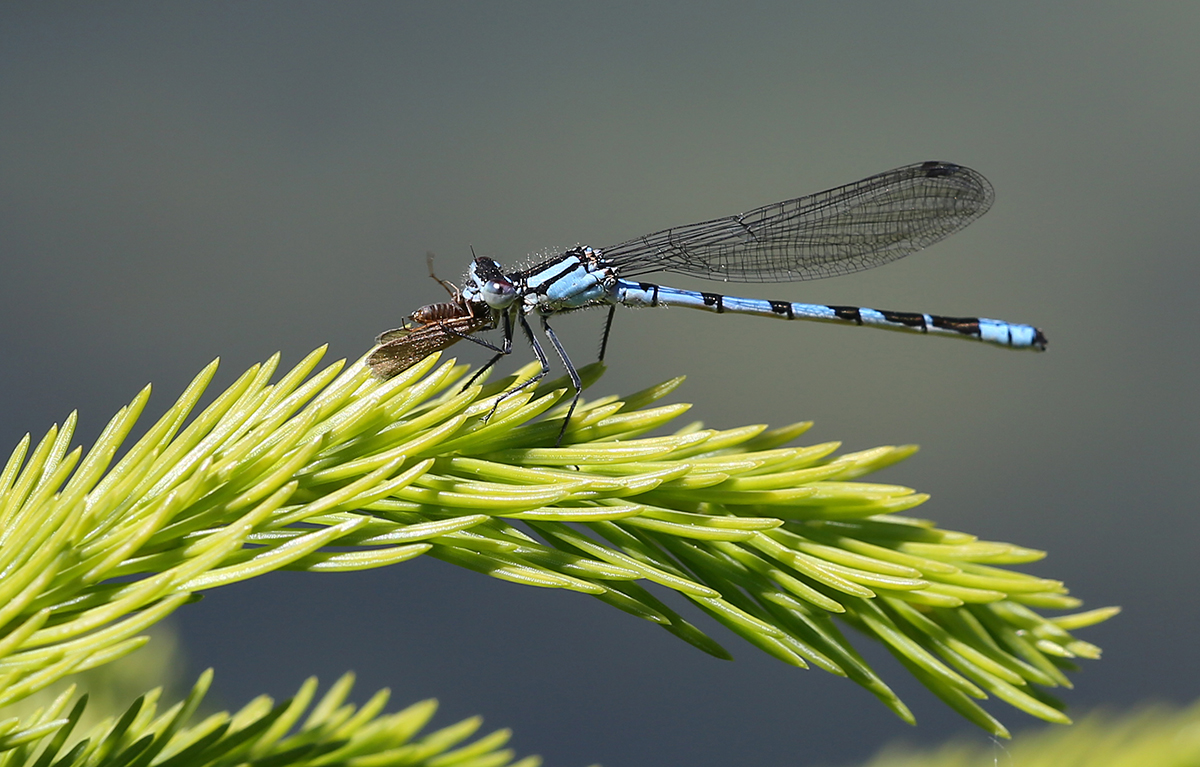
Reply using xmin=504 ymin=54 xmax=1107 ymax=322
xmin=368 ymin=161 xmax=1046 ymax=440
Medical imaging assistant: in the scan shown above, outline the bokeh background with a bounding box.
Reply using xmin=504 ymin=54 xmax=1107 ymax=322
xmin=2 ymin=4 xmax=1197 ymax=765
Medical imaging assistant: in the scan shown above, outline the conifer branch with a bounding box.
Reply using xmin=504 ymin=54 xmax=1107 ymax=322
xmin=0 ymin=347 xmax=1117 ymax=742
xmin=0 ymin=670 xmax=539 ymax=767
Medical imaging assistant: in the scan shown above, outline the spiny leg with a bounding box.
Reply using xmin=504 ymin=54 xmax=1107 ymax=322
xmin=438 ymin=318 xmax=508 ymax=355
xmin=426 ymin=252 xmax=460 ymax=297
xmin=598 ymin=304 xmax=616 ymax=361
xmin=541 ymin=314 xmax=583 ymax=446
xmin=480 ymin=313 xmax=552 ymax=423
xmin=463 ymin=311 xmax=514 ymax=391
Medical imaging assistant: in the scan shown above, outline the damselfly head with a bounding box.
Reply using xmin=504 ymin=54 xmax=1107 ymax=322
xmin=464 ymin=256 xmax=518 ymax=309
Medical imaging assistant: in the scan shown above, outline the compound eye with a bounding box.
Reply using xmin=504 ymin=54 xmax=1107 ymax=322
xmin=482 ymin=279 xmax=516 ymax=308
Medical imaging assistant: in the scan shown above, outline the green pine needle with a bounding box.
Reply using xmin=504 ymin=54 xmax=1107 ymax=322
xmin=0 ymin=347 xmax=1117 ymax=741
xmin=0 ymin=670 xmax=539 ymax=767
xmin=856 ymin=699 xmax=1200 ymax=767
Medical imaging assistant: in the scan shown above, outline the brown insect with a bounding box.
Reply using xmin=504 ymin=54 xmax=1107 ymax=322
xmin=366 ymin=255 xmax=497 ymax=379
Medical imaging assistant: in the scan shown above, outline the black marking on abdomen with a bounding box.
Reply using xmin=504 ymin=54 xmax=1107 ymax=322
xmin=638 ymin=282 xmax=660 ymax=306
xmin=702 ymin=292 xmax=725 ymax=313
xmin=880 ymin=310 xmax=929 ymax=331
xmin=829 ymin=305 xmax=863 ymax=325
xmin=769 ymin=300 xmax=794 ymax=319
xmin=931 ymin=315 xmax=981 ymax=337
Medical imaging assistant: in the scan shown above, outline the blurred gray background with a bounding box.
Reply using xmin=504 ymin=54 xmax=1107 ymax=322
xmin=2 ymin=3 xmax=1196 ymax=765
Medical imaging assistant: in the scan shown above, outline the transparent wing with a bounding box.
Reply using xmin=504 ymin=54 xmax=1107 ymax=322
xmin=599 ymin=161 xmax=994 ymax=283
xmin=366 ymin=316 xmax=490 ymax=379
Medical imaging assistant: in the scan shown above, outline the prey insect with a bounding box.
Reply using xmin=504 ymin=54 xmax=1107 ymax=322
xmin=365 ymin=256 xmax=496 ymax=379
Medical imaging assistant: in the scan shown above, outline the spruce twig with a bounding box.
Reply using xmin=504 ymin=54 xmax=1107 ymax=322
xmin=0 ymin=347 xmax=1116 ymax=745
xmin=0 ymin=670 xmax=538 ymax=767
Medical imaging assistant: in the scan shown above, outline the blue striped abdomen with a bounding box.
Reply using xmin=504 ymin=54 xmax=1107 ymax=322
xmin=614 ymin=280 xmax=1046 ymax=350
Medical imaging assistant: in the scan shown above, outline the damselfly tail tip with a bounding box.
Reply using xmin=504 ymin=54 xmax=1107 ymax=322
xmin=1033 ymin=329 xmax=1048 ymax=351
